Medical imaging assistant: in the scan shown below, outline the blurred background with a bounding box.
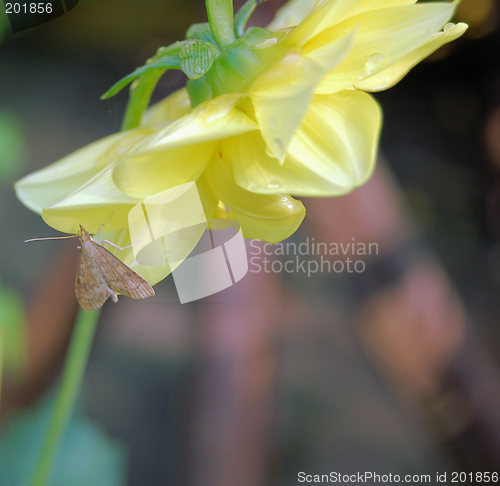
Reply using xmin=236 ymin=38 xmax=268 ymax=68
xmin=0 ymin=0 xmax=499 ymax=485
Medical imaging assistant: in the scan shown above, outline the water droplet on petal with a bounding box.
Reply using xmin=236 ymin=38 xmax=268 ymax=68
xmin=444 ymin=22 xmax=455 ymax=32
xmin=267 ymin=180 xmax=282 ymax=190
xmin=364 ymin=53 xmax=385 ymax=75
xmin=269 ymin=116 xmax=278 ymax=127
xmin=272 ymin=138 xmax=284 ymax=154
xmin=278 ymin=196 xmax=294 ymax=209
xmin=279 ymin=196 xmax=294 ymax=209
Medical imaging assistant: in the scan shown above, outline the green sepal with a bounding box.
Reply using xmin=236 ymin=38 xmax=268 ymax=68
xmin=234 ymin=0 xmax=267 ymax=38
xmin=240 ymin=26 xmax=280 ymax=48
xmin=187 ymin=77 xmax=214 ymax=107
xmin=188 ymin=26 xmax=287 ymax=104
xmin=186 ymin=22 xmax=217 ymax=45
xmin=101 ymin=42 xmax=184 ymax=99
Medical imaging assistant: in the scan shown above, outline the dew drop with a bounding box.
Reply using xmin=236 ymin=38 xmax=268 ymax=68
xmin=279 ymin=196 xmax=294 ymax=209
xmin=364 ymin=53 xmax=385 ymax=75
xmin=267 ymin=180 xmax=282 ymax=190
xmin=443 ymin=22 xmax=455 ymax=31
xmin=272 ymin=138 xmax=284 ymax=154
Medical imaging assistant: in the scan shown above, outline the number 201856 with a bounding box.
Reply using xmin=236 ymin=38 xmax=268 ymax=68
xmin=5 ymin=2 xmax=53 ymax=14
xmin=451 ymin=472 xmax=499 ymax=483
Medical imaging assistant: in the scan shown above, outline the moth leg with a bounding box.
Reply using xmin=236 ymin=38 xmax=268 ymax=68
xmin=98 ymin=213 xmax=115 ymax=240
xmin=96 ymin=223 xmax=109 ymax=245
xmin=102 ymin=240 xmax=133 ymax=251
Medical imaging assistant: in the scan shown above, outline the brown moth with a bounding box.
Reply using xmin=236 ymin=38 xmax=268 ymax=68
xmin=26 ymin=225 xmax=155 ymax=311
xmin=75 ymin=225 xmax=155 ymax=311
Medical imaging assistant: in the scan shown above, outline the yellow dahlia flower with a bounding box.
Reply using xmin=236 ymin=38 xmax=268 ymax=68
xmin=15 ymin=0 xmax=467 ymax=285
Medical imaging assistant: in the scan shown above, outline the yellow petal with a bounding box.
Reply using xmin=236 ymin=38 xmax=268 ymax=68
xmin=349 ymin=0 xmax=417 ymax=15
xmin=316 ymin=0 xmax=420 ymax=35
xmin=302 ymin=26 xmax=355 ymax=72
xmin=313 ymin=2 xmax=457 ymax=94
xmin=250 ymin=53 xmax=323 ymax=162
xmin=113 ymin=94 xmax=257 ymax=198
xmin=142 ymin=88 xmax=192 ymax=128
xmin=204 ymin=153 xmax=305 ymax=242
xmin=15 ymin=130 xmax=149 ymax=214
xmin=196 ymin=174 xmax=220 ymax=220
xmin=230 ymin=90 xmax=381 ymax=196
xmin=287 ymin=0 xmax=362 ymax=45
xmin=113 ymin=141 xmax=219 ymax=199
xmin=287 ymin=0 xmax=418 ymax=45
xmin=125 ymin=180 xmax=218 ymax=282
xmin=356 ymin=22 xmax=468 ymax=92
xmin=250 ymin=30 xmax=354 ymax=161
xmin=141 ymin=94 xmax=252 ymax=149
xmin=45 ymin=176 xmax=218 ymax=286
xmin=268 ymin=0 xmax=316 ymax=31
xmin=42 ymin=165 xmax=139 ymax=235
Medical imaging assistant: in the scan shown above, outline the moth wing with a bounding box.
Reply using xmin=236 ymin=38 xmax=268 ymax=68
xmin=90 ymin=242 xmax=155 ymax=300
xmin=75 ymin=242 xmax=112 ymax=311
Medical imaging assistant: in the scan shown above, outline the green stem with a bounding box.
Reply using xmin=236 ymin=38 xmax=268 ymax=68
xmin=121 ymin=68 xmax=166 ymax=130
xmin=30 ymin=309 xmax=101 ymax=486
xmin=0 ymin=337 xmax=3 ymax=407
xmin=205 ymin=0 xmax=236 ymax=49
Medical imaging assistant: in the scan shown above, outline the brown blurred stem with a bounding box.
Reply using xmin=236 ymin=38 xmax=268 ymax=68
xmin=188 ymin=256 xmax=281 ymax=486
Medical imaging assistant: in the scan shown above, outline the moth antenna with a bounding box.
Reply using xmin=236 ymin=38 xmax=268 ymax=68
xmin=25 ymin=235 xmax=79 ymax=243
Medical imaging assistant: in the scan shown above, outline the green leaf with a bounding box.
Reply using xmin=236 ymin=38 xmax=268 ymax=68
xmin=179 ymin=40 xmax=219 ymax=79
xmin=0 ymin=391 xmax=126 ymax=486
